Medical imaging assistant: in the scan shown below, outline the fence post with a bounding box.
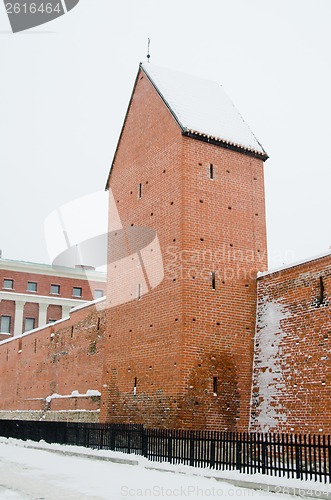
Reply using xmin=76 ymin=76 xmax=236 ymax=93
xmin=168 ymin=431 xmax=173 ymax=463
xmin=127 ymin=428 xmax=131 ymax=454
xmin=99 ymin=426 xmax=103 ymax=450
xmin=142 ymin=427 xmax=148 ymax=458
xmin=110 ymin=425 xmax=115 ymax=450
xmin=63 ymin=422 xmax=68 ymax=445
xmin=189 ymin=433 xmax=195 ymax=467
xmin=84 ymin=425 xmax=89 ymax=448
xmin=236 ymin=434 xmax=242 ymax=471
xmin=210 ymin=432 xmax=215 ymax=469
xmin=295 ymin=435 xmax=302 ymax=480
xmin=75 ymin=423 xmax=79 ymax=446
xmin=22 ymin=421 xmax=27 ymax=441
xmin=261 ymin=435 xmax=267 ymax=475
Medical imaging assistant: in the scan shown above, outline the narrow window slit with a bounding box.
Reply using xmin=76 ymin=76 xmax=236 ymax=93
xmin=211 ymin=272 xmax=216 ymax=290
xmin=134 ymin=377 xmax=137 ymax=396
xmin=138 ymin=183 xmax=143 ymax=199
xmin=318 ymin=277 xmax=325 ymax=306
xmin=213 ymin=377 xmax=218 ymax=396
xmin=209 ymin=163 xmax=214 ymax=180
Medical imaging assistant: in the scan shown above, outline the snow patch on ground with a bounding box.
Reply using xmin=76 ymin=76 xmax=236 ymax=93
xmin=0 ymin=437 xmax=329 ymax=499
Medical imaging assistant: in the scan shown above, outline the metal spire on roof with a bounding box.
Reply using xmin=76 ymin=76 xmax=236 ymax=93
xmin=147 ymin=38 xmax=151 ymax=63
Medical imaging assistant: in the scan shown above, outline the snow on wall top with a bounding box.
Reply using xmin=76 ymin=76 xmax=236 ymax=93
xmin=141 ymin=63 xmax=267 ymax=157
xmin=258 ymin=249 xmax=331 ymax=278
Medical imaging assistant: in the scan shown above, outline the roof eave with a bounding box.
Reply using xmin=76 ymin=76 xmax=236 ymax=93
xmin=183 ymin=130 xmax=269 ymax=161
xmin=105 ymin=63 xmax=269 ymax=190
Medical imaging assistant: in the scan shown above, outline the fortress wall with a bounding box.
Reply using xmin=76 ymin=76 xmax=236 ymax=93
xmin=251 ymin=254 xmax=331 ymax=434
xmin=0 ymin=302 xmax=106 ymax=421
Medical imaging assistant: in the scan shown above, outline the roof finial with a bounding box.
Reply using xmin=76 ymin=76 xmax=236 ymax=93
xmin=147 ymin=38 xmax=151 ymax=63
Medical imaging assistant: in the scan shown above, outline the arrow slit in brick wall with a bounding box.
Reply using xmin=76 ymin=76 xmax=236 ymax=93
xmin=318 ymin=276 xmax=325 ymax=306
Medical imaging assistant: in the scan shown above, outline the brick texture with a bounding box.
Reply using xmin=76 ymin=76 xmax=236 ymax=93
xmin=3 ymin=66 xmax=327 ymax=434
xmin=251 ymin=255 xmax=331 ymax=434
xmin=100 ymin=68 xmax=268 ymax=431
xmin=0 ymin=303 xmax=106 ymax=420
xmin=1 ymin=239 xmax=329 ymax=431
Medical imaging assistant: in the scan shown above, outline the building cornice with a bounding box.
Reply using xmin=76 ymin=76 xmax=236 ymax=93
xmin=183 ymin=130 xmax=269 ymax=161
xmin=0 ymin=259 xmax=106 ymax=282
xmin=0 ymin=291 xmax=87 ymax=307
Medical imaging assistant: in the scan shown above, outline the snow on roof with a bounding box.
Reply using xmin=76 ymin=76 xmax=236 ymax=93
xmin=141 ymin=63 xmax=267 ymax=158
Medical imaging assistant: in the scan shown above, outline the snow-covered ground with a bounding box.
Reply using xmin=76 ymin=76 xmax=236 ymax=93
xmin=0 ymin=438 xmax=329 ymax=499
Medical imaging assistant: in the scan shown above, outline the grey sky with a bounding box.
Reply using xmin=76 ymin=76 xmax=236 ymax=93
xmin=0 ymin=0 xmax=330 ymax=269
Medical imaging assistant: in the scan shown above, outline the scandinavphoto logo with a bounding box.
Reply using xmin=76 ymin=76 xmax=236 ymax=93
xmin=4 ymin=0 xmax=80 ymax=33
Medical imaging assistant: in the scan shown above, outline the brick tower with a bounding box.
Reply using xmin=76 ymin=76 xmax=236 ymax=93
xmin=101 ymin=63 xmax=268 ymax=431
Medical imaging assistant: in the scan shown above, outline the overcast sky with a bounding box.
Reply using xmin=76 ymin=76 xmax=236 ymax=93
xmin=1 ymin=0 xmax=331 ymax=269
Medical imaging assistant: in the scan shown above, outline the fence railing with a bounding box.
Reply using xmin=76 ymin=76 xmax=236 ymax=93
xmin=0 ymin=420 xmax=329 ymax=483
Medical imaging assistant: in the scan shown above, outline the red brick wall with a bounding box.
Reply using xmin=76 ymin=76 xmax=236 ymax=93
xmin=250 ymin=255 xmax=331 ymax=434
xmin=179 ymin=138 xmax=267 ymax=431
xmin=0 ymin=303 xmax=106 ymax=417
xmin=100 ymin=68 xmax=268 ymax=431
xmin=47 ymin=305 xmax=62 ymax=323
xmin=101 ymin=68 xmax=184 ymax=428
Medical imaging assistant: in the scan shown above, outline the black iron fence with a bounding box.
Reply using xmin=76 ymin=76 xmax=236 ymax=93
xmin=0 ymin=420 xmax=330 ymax=483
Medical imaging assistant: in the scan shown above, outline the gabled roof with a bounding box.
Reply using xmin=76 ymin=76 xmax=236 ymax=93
xmin=141 ymin=63 xmax=267 ymax=159
xmin=106 ymin=63 xmax=268 ymax=188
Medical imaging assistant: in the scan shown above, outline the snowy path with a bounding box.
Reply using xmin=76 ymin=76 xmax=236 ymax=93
xmin=0 ymin=439 xmax=327 ymax=499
